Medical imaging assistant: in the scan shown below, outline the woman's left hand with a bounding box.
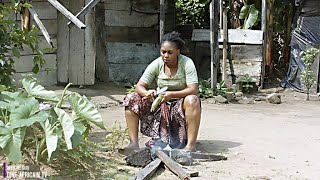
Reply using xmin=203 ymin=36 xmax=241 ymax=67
xmin=162 ymin=91 xmax=173 ymax=102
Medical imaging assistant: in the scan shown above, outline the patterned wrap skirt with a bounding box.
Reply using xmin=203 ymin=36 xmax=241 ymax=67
xmin=123 ymin=92 xmax=187 ymax=149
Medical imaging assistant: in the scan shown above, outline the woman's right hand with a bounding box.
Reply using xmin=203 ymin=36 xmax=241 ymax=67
xmin=144 ymin=89 xmax=156 ymax=99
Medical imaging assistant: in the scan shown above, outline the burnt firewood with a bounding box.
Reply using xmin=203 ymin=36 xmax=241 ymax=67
xmin=156 ymin=150 xmax=190 ymax=180
xmin=125 ymin=148 xmax=227 ymax=167
xmin=125 ymin=148 xmax=152 ymax=167
xmin=129 ymin=158 xmax=162 ymax=180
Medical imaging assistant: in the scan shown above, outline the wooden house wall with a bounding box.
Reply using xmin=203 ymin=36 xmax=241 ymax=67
xmin=8 ymin=0 xmax=176 ymax=86
xmin=6 ymin=0 xmax=58 ymax=86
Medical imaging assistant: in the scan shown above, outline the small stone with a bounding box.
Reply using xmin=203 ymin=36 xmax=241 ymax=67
xmin=248 ymin=98 xmax=255 ymax=104
xmin=254 ymin=97 xmax=261 ymax=101
xmin=79 ymin=85 xmax=86 ymax=89
xmin=225 ymin=92 xmax=235 ymax=102
xmin=268 ymin=155 xmax=276 ymax=159
xmin=235 ymin=92 xmax=243 ymax=97
xmin=267 ymin=93 xmax=281 ymax=104
xmin=215 ymin=95 xmax=228 ymax=103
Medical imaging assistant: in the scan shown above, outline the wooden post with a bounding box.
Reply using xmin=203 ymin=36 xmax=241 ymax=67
xmin=210 ymin=0 xmax=219 ymax=88
xmin=28 ymin=7 xmax=53 ymax=48
xmin=266 ymin=0 xmax=274 ymax=76
xmin=57 ymin=0 xmax=70 ymax=84
xmin=48 ymin=0 xmax=86 ymax=29
xmin=84 ymin=0 xmax=96 ymax=85
xmin=67 ymin=0 xmax=100 ymax=28
xmin=160 ymin=0 xmax=165 ymax=42
xmin=95 ymin=2 xmax=108 ymax=82
xmin=219 ymin=0 xmax=223 ymax=29
xmin=222 ymin=7 xmax=229 ymax=83
xmin=261 ymin=0 xmax=267 ymax=88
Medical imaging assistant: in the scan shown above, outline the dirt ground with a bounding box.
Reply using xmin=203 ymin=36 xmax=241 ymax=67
xmin=49 ymin=82 xmax=320 ymax=180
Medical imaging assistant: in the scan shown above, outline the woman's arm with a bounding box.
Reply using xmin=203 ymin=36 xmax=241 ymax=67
xmin=135 ymin=80 xmax=156 ymax=99
xmin=162 ymin=83 xmax=198 ymax=102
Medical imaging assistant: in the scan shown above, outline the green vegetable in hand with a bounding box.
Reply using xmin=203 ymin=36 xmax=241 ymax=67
xmin=150 ymin=95 xmax=164 ymax=112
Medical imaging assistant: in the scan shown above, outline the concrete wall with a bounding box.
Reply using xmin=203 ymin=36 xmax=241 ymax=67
xmin=104 ymin=0 xmax=175 ymax=84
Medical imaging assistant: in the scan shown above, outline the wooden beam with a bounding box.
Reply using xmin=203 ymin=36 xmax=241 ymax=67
xmin=210 ymin=0 xmax=220 ymax=88
xmin=222 ymin=7 xmax=229 ymax=83
xmin=47 ymin=0 xmax=86 ymax=29
xmin=192 ymin=29 xmax=263 ymax=44
xmin=28 ymin=7 xmax=53 ymax=48
xmin=129 ymin=158 xmax=162 ymax=180
xmin=156 ymin=151 xmax=190 ymax=180
xmin=261 ymin=0 xmax=267 ymax=88
xmin=159 ymin=0 xmax=165 ymax=42
xmin=67 ymin=0 xmax=100 ymax=28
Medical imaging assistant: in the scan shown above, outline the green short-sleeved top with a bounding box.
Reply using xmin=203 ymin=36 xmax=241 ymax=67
xmin=140 ymin=54 xmax=198 ymax=91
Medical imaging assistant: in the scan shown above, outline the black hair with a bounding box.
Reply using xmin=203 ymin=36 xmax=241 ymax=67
xmin=160 ymin=31 xmax=185 ymax=50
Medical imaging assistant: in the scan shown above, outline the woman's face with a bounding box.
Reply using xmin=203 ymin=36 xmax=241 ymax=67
xmin=160 ymin=41 xmax=180 ymax=66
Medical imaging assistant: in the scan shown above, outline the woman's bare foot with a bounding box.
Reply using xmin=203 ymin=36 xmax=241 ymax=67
xmin=183 ymin=145 xmax=195 ymax=152
xmin=118 ymin=143 xmax=140 ymax=156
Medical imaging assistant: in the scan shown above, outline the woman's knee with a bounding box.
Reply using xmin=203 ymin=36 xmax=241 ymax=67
xmin=183 ymin=95 xmax=201 ymax=109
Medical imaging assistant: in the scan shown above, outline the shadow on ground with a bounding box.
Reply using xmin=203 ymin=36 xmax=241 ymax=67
xmin=196 ymin=140 xmax=242 ymax=153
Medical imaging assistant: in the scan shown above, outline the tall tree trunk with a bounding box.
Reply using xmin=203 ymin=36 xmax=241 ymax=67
xmin=283 ymin=3 xmax=294 ymax=69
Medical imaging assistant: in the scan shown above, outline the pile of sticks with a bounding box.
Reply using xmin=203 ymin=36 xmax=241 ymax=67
xmin=126 ymin=148 xmax=227 ymax=180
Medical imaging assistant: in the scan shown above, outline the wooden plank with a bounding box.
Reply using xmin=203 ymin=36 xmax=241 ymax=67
xmin=130 ymin=158 xmax=162 ymax=180
xmin=13 ymin=70 xmax=57 ymax=87
xmin=192 ymin=29 xmax=264 ymax=45
xmin=95 ymin=2 xmax=109 ymax=82
xmin=14 ymin=54 xmax=57 ymax=73
xmin=105 ymin=9 xmax=158 ymax=27
xmin=261 ymin=0 xmax=267 ymax=88
xmin=222 ymin=8 xmax=229 ymax=83
xmin=28 ymin=7 xmax=53 ymax=48
xmin=69 ymin=0 xmax=85 ymax=84
xmin=57 ymin=0 xmax=70 ymax=84
xmin=84 ymin=0 xmax=96 ymax=85
xmin=159 ymin=0 xmax=165 ymax=41
xmin=155 ymin=151 xmax=190 ymax=180
xmin=210 ymin=1 xmax=220 ymax=88
xmin=68 ymin=0 xmax=100 ymax=28
xmin=48 ymin=0 xmax=86 ymax=29
xmin=106 ymin=26 xmax=158 ymax=43
xmin=21 ymin=37 xmax=57 ymax=55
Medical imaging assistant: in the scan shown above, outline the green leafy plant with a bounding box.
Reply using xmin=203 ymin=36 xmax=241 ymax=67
xmin=0 ymin=2 xmax=46 ymax=88
xmin=176 ymin=0 xmax=210 ymax=29
xmin=238 ymin=74 xmax=256 ymax=93
xmin=198 ymin=80 xmax=231 ymax=98
xmin=300 ymin=48 xmax=320 ymax=100
xmin=239 ymin=3 xmax=260 ymax=29
xmin=0 ymin=77 xmax=105 ymax=163
xmin=105 ymin=121 xmax=129 ymax=151
xmin=126 ymin=85 xmax=136 ymax=94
